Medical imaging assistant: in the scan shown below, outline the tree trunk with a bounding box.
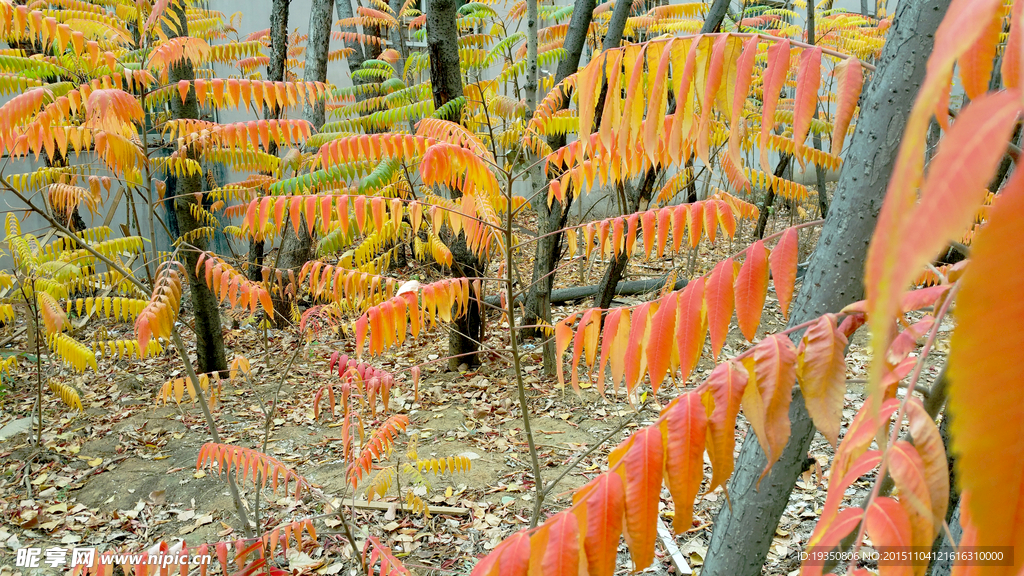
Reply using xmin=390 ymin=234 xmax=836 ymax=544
xmin=426 ymin=0 xmax=484 ymax=368
xmin=593 ymin=167 xmax=658 ymax=310
xmin=337 ymin=0 xmax=369 ymax=75
xmin=164 ymin=4 xmax=227 ymax=375
xmin=754 ymin=155 xmax=791 ymax=238
xmin=603 ymin=0 xmax=631 ymax=50
xmin=522 ymin=0 xmax=598 ymax=356
xmin=701 ymin=0 xmax=951 ymax=574
xmin=701 ymin=0 xmax=732 ymax=33
xmin=427 ymin=0 xmax=464 ymax=109
xmin=248 ymin=0 xmax=290 ymax=282
xmin=274 ymin=0 xmax=333 ymax=324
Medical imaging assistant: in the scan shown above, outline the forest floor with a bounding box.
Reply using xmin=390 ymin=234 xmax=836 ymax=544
xmin=0 ymin=208 xmax=952 ymax=576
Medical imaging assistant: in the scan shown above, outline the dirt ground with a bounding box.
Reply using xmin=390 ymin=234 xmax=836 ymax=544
xmin=0 ymin=206 xmax=952 ymax=576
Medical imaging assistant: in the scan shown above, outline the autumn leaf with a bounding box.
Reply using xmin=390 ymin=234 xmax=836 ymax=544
xmin=663 ymin=392 xmax=707 ymax=533
xmin=948 ymin=164 xmax=1024 ymax=576
xmin=734 ymin=240 xmax=769 ymax=341
xmin=864 ymin=497 xmax=914 ymax=576
xmin=796 ymin=314 xmax=848 ymax=446
xmin=705 ymin=258 xmax=735 ymax=359
xmin=703 ymin=361 xmax=747 ymax=493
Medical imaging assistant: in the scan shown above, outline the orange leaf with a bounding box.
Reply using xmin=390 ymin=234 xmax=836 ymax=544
xmin=1003 ymin=0 xmax=1024 ymax=89
xmin=888 ymin=440 xmax=934 ymax=551
xmin=864 ymin=497 xmax=915 ymax=576
xmin=830 ymin=58 xmax=863 ymax=155
xmin=647 ymin=292 xmax=678 ymax=392
xmin=623 ymin=303 xmax=653 ymax=393
xmin=705 ymin=257 xmax=735 ymax=359
xmin=759 ymin=39 xmax=791 ymax=173
xmin=729 ymin=36 xmax=759 ymax=174
xmin=905 ymin=399 xmax=949 ymax=536
xmin=796 ymin=314 xmax=848 ymax=446
xmin=575 ymin=474 xmax=624 ymax=576
xmin=792 ymin=47 xmax=822 ymax=164
xmin=540 ymin=512 xmax=579 ymax=576
xmin=663 ymin=392 xmax=706 ymax=533
xmin=734 ymin=240 xmax=769 ymax=341
xmin=570 ymin=309 xmax=601 ymax=393
xmin=703 ymin=360 xmax=747 ymax=492
xmin=948 ymin=163 xmax=1024 ymax=574
xmin=697 ymin=35 xmax=729 ymax=165
xmin=800 ymin=507 xmax=863 ymax=576
xmin=598 ymin=308 xmax=630 ymax=396
xmin=742 ymin=335 xmax=796 ymax=482
xmin=471 ymin=531 xmax=530 ymax=576
xmin=675 ymin=277 xmax=706 ymax=384
xmin=959 ymin=8 xmax=1003 ymax=100
xmin=866 ymin=72 xmax=1017 ymax=405
xmin=555 ymin=314 xmax=577 ymax=390
xmin=611 ymin=427 xmax=663 ymax=570
xmin=770 ymin=225 xmax=798 ymax=317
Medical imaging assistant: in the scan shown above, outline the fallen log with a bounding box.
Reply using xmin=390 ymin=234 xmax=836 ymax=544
xmin=484 ymin=275 xmax=688 ymax=307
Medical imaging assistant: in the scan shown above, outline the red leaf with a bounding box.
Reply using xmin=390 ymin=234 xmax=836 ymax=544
xmin=663 ymin=392 xmax=707 ymax=533
xmin=734 ymin=240 xmax=769 ymax=341
xmin=540 ymin=512 xmax=579 ymax=576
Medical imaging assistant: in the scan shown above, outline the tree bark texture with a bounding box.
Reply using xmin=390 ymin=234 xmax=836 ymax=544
xmin=164 ymin=4 xmax=227 ymax=375
xmin=427 ymin=0 xmax=465 ymax=110
xmin=337 ymin=0 xmax=369 ymax=75
xmin=522 ymin=0 xmax=598 ymax=346
xmin=603 ymin=0 xmax=631 ymax=50
xmin=426 ymin=0 xmax=484 ymax=368
xmin=593 ymin=167 xmax=658 ymax=310
xmin=701 ymin=1 xmax=951 ymax=574
xmin=248 ymin=0 xmax=290 ymax=281
xmin=274 ymin=0 xmax=333 ymax=323
xmin=700 ymin=0 xmax=731 ymax=33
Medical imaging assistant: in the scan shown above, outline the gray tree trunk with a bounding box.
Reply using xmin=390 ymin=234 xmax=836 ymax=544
xmin=164 ymin=4 xmax=227 ymax=375
xmin=701 ymin=1 xmax=951 ymax=574
xmin=603 ymin=0 xmax=631 ymax=50
xmin=521 ymin=0 xmax=597 ymax=358
xmin=425 ymin=0 xmax=485 ymax=368
xmin=700 ymin=0 xmax=732 ymax=33
xmin=248 ymin=0 xmax=290 ymax=282
xmin=274 ymin=0 xmax=334 ymax=324
xmin=593 ymin=168 xmax=657 ymax=310
xmin=337 ymin=0 xmax=369 ymax=74
xmin=427 ymin=0 xmax=465 ymax=109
